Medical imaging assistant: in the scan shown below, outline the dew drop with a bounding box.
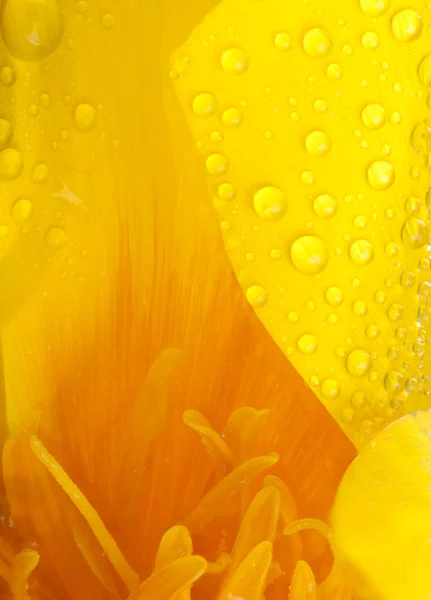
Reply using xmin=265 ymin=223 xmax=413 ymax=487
xmin=305 ymin=130 xmax=331 ymax=157
xmin=353 ymin=300 xmax=368 ymax=317
xmin=367 ymin=161 xmax=395 ymax=190
xmin=347 ymin=349 xmax=371 ymax=377
xmin=321 ymin=379 xmax=340 ymax=399
xmin=246 ymin=284 xmax=268 ymax=308
xmin=45 ymin=227 xmax=66 ymax=249
xmin=192 ymin=93 xmax=218 ymax=117
xmin=352 ymin=392 xmax=367 ymax=408
xmin=325 ymin=286 xmax=344 ymax=306
xmin=342 ymin=408 xmax=356 ymax=424
xmin=418 ymin=55 xmax=431 ymax=87
xmin=32 ymin=162 xmax=48 ymax=183
xmin=314 ymin=99 xmax=328 ymax=113
xmin=405 ymin=196 xmax=421 ymax=215
xmin=366 ymin=324 xmax=380 ymax=339
xmin=206 ymin=153 xmax=228 ymax=176
xmin=297 ymin=333 xmax=317 ymax=355
xmin=0 ymin=148 xmax=22 ymax=181
xmin=300 ymin=171 xmax=315 ymax=186
xmin=1 ymin=0 xmax=64 ymax=61
xmin=274 ymin=32 xmax=292 ymax=51
xmin=387 ymin=303 xmax=404 ymax=321
xmin=288 ymin=311 xmax=299 ymax=323
xmin=303 ymin=28 xmax=332 ymax=58
xmin=101 ymin=12 xmax=115 ymax=30
xmin=220 ymin=48 xmax=249 ymax=75
xmin=74 ymin=103 xmax=97 ymax=133
xmin=359 ymin=0 xmax=390 ymax=16
xmin=327 ymin=63 xmax=343 ymax=80
xmin=361 ymin=31 xmax=381 ymax=50
xmin=11 ymin=198 xmax=32 ymax=222
xmin=385 ymin=241 xmax=399 ymax=257
xmin=253 ymin=186 xmax=286 ymax=221
xmin=361 ymin=104 xmax=386 ymax=130
xmin=218 ymin=183 xmax=235 ymax=201
xmin=349 ymin=239 xmax=374 ymax=265
xmin=0 ymin=119 xmax=12 ymax=147
xmin=291 ymin=235 xmax=328 ymax=275
xmin=327 ymin=314 xmax=338 ymax=325
xmin=222 ymin=107 xmax=242 ymax=128
xmin=391 ymin=9 xmax=423 ymax=42
xmin=402 ymin=218 xmax=428 ymax=248
xmin=313 ymin=194 xmax=337 ymax=218
xmin=384 ymin=370 xmax=404 ymax=392
xmin=400 ymin=270 xmax=415 ymax=289
xmin=0 ymin=66 xmax=16 ymax=87
xmin=374 ymin=290 xmax=387 ymax=304
xmin=210 ymin=130 xmax=223 ymax=143
xmin=353 ymin=215 xmax=368 ymax=228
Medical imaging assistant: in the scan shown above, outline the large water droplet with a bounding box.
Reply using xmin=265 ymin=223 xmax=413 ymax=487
xmin=349 ymin=239 xmax=374 ymax=265
xmin=74 ymin=103 xmax=97 ymax=133
xmin=347 ymin=349 xmax=371 ymax=377
xmin=291 ymin=235 xmax=328 ymax=275
xmin=222 ymin=107 xmax=242 ymax=128
xmin=361 ymin=104 xmax=386 ymax=129
xmin=391 ymin=9 xmax=423 ymax=42
xmin=221 ymin=48 xmax=249 ymax=75
xmin=313 ymin=194 xmax=337 ymax=218
xmin=246 ymin=284 xmax=268 ymax=308
xmin=32 ymin=162 xmax=48 ymax=183
xmin=303 ymin=28 xmax=332 ymax=58
xmin=359 ymin=0 xmax=390 ymax=17
xmin=253 ymin=186 xmax=286 ymax=221
xmin=326 ymin=286 xmax=344 ymax=306
xmin=192 ymin=93 xmax=218 ymax=117
xmin=367 ymin=161 xmax=395 ymax=190
xmin=297 ymin=333 xmax=317 ymax=354
xmin=274 ymin=32 xmax=292 ymax=51
xmin=218 ymin=183 xmax=235 ymax=201
xmin=0 ymin=148 xmax=22 ymax=180
xmin=11 ymin=198 xmax=32 ymax=222
xmin=1 ymin=0 xmax=64 ymax=61
xmin=402 ymin=218 xmax=428 ymax=249
xmin=206 ymin=153 xmax=228 ymax=175
xmin=321 ymin=379 xmax=340 ymax=399
xmin=305 ymin=130 xmax=331 ymax=157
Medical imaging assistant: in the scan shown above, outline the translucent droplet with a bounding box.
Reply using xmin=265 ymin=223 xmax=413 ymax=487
xmin=361 ymin=104 xmax=386 ymax=129
xmin=0 ymin=66 xmax=16 ymax=87
xmin=297 ymin=333 xmax=317 ymax=355
xmin=367 ymin=161 xmax=395 ymax=190
xmin=313 ymin=194 xmax=337 ymax=218
xmin=327 ymin=313 xmax=338 ymax=325
xmin=305 ymin=130 xmax=331 ymax=157
xmin=352 ymin=392 xmax=367 ymax=408
xmin=366 ymin=324 xmax=380 ymax=339
xmin=210 ymin=130 xmax=223 ymax=143
xmin=321 ymin=379 xmax=340 ymax=399
xmin=385 ymin=241 xmax=399 ymax=257
xmin=0 ymin=148 xmax=23 ymax=181
xmin=274 ymin=32 xmax=292 ymax=51
xmin=314 ymin=99 xmax=328 ymax=113
xmin=206 ymin=153 xmax=228 ymax=175
xmin=418 ymin=55 xmax=431 ymax=87
xmin=11 ymin=198 xmax=32 ymax=222
xmin=360 ymin=0 xmax=390 ymax=17
xmin=0 ymin=119 xmax=12 ymax=147
xmin=405 ymin=196 xmax=421 ymax=215
xmin=384 ymin=370 xmax=404 ymax=393
xmin=288 ymin=311 xmax=299 ymax=323
xmin=387 ymin=303 xmax=404 ymax=321
xmin=342 ymin=408 xmax=356 ymax=424
xmin=32 ymin=162 xmax=48 ymax=183
xmin=390 ymin=111 xmax=402 ymax=124
xmin=402 ymin=218 xmax=428 ymax=248
xmin=1 ymin=0 xmax=64 ymax=61
xmin=101 ymin=12 xmax=115 ymax=30
xmin=347 ymin=349 xmax=371 ymax=377
xmin=246 ymin=284 xmax=268 ymax=308
xmin=300 ymin=171 xmax=315 ymax=186
xmin=270 ymin=249 xmax=282 ymax=260
xmin=218 ymin=183 xmax=235 ymax=201
xmin=400 ymin=271 xmax=415 ymax=289
xmin=391 ymin=9 xmax=423 ymax=42
xmin=291 ymin=236 xmax=328 ymax=275
xmin=253 ymin=186 xmax=287 ymax=221
xmin=220 ymin=48 xmax=249 ymax=75
xmin=192 ymin=93 xmax=218 ymax=117
xmin=327 ymin=63 xmax=343 ymax=80
xmin=326 ymin=286 xmax=344 ymax=306
xmin=374 ymin=290 xmax=387 ymax=304
xmin=222 ymin=107 xmax=242 ymax=128
xmin=361 ymin=31 xmax=381 ymax=50
xmin=45 ymin=227 xmax=67 ymax=248
xmin=303 ymin=28 xmax=332 ymax=58
xmin=74 ymin=103 xmax=97 ymax=133
xmin=353 ymin=300 xmax=368 ymax=317
xmin=353 ymin=215 xmax=367 ymax=228
xmin=349 ymin=239 xmax=374 ymax=265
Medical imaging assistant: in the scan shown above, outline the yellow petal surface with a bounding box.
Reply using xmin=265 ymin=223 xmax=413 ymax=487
xmin=172 ymin=0 xmax=431 ymax=448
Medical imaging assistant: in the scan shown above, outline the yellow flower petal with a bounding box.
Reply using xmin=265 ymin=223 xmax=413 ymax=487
xmin=172 ymin=0 xmax=431 ymax=448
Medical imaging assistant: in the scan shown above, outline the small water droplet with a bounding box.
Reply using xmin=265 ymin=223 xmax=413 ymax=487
xmin=303 ymin=28 xmax=332 ymax=58
xmin=297 ymin=333 xmax=317 ymax=354
xmin=327 ymin=63 xmax=343 ymax=80
xmin=222 ymin=107 xmax=242 ymax=128
xmin=391 ymin=9 xmax=423 ymax=42
xmin=32 ymin=162 xmax=48 ymax=183
xmin=74 ymin=103 xmax=97 ymax=132
xmin=418 ymin=55 xmax=431 ymax=87
xmin=305 ymin=130 xmax=331 ymax=157
xmin=246 ymin=284 xmax=268 ymax=308
xmin=361 ymin=31 xmax=381 ymax=50
xmin=270 ymin=248 xmax=282 ymax=260
xmin=220 ymin=48 xmax=249 ymax=75
xmin=0 ymin=66 xmax=16 ymax=87
xmin=353 ymin=300 xmax=368 ymax=317
xmin=314 ymin=99 xmax=328 ymax=113
xmin=313 ymin=194 xmax=337 ymax=218
xmin=0 ymin=119 xmax=12 ymax=147
xmin=347 ymin=349 xmax=371 ymax=377
xmin=402 ymin=218 xmax=428 ymax=248
xmin=366 ymin=324 xmax=380 ymax=339
xmin=360 ymin=0 xmax=390 ymax=16
xmin=321 ymin=379 xmax=340 ymax=399
xmin=400 ymin=270 xmax=415 ymax=288
xmin=387 ymin=303 xmax=404 ymax=321
xmin=11 ymin=198 xmax=33 ymax=222
xmin=210 ymin=130 xmax=223 ymax=143
xmin=101 ymin=12 xmax=115 ymax=30
xmin=1 ymin=0 xmax=64 ymax=61
xmin=192 ymin=93 xmax=218 ymax=117
xmin=300 ymin=171 xmax=315 ymax=186
xmin=288 ymin=311 xmax=299 ymax=323
xmin=274 ymin=32 xmax=292 ymax=51
xmin=218 ymin=183 xmax=235 ymax=201
xmin=45 ymin=227 xmax=66 ymax=249
xmin=384 ymin=370 xmax=404 ymax=392
xmin=0 ymin=148 xmax=22 ymax=181
xmin=342 ymin=407 xmax=356 ymax=423
xmin=252 ymin=186 xmax=287 ymax=221
xmin=325 ymin=286 xmax=344 ymax=306
xmin=206 ymin=153 xmax=228 ymax=175
xmin=385 ymin=241 xmax=399 ymax=257
xmin=367 ymin=161 xmax=395 ymax=190
xmin=405 ymin=196 xmax=421 ymax=215
xmin=349 ymin=239 xmax=374 ymax=265
xmin=291 ymin=235 xmax=328 ymax=275
xmin=361 ymin=104 xmax=386 ymax=129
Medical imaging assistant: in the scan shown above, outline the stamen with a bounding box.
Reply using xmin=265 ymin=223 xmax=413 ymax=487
xmin=219 ymin=541 xmax=272 ymax=600
xmin=9 ymin=549 xmax=39 ymax=600
xmin=183 ymin=410 xmax=234 ymax=470
xmin=289 ymin=560 xmax=316 ymax=600
xmin=284 ymin=518 xmax=331 ymax=541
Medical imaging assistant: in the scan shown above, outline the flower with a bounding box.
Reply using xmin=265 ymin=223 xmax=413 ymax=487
xmin=0 ymin=0 xmax=430 ymax=599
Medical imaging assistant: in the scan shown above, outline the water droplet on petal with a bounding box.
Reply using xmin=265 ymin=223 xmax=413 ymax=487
xmin=361 ymin=104 xmax=386 ymax=129
xmin=321 ymin=379 xmax=340 ymax=399
xmin=246 ymin=284 xmax=268 ymax=308
xmin=253 ymin=186 xmax=287 ymax=221
xmin=74 ymin=103 xmax=97 ymax=132
xmin=0 ymin=148 xmax=22 ymax=180
xmin=391 ymin=9 xmax=423 ymax=42
xmin=359 ymin=0 xmax=390 ymax=17
xmin=367 ymin=161 xmax=395 ymax=190
xmin=387 ymin=303 xmax=404 ymax=321
xmin=353 ymin=300 xmax=368 ymax=317
xmin=11 ymin=198 xmax=32 ymax=222
xmin=313 ymin=194 xmax=337 ymax=218
xmin=218 ymin=183 xmax=235 ymax=201
xmin=385 ymin=241 xmax=399 ymax=257
xmin=303 ymin=28 xmax=332 ymax=58
xmin=349 ymin=239 xmax=374 ymax=265
xmin=327 ymin=63 xmax=343 ymax=80
xmin=347 ymin=349 xmax=371 ymax=377
xmin=45 ymin=227 xmax=66 ymax=248
xmin=206 ymin=153 xmax=228 ymax=175
xmin=0 ymin=119 xmax=12 ymax=147
xmin=418 ymin=55 xmax=431 ymax=87
xmin=274 ymin=32 xmax=292 ymax=51
xmin=402 ymin=218 xmax=428 ymax=248
xmin=366 ymin=324 xmax=380 ymax=339
xmin=32 ymin=162 xmax=48 ymax=183
xmin=192 ymin=93 xmax=218 ymax=117
xmin=297 ymin=333 xmax=317 ymax=354
xmin=291 ymin=235 xmax=328 ymax=275
xmin=221 ymin=48 xmax=249 ymax=75
xmin=222 ymin=107 xmax=242 ymax=128
xmin=1 ymin=0 xmax=64 ymax=61
xmin=361 ymin=31 xmax=381 ymax=50
xmin=305 ymin=130 xmax=331 ymax=157
xmin=0 ymin=66 xmax=16 ymax=87
xmin=326 ymin=286 xmax=344 ymax=306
